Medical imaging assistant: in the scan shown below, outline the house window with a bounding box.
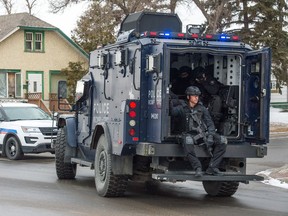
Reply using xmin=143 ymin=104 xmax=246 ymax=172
xmin=35 ymin=33 xmax=42 ymax=51
xmin=33 ymin=81 xmax=37 ymax=92
xmin=25 ymin=32 xmax=33 ymax=51
xmin=0 ymin=71 xmax=22 ymax=98
xmin=0 ymin=72 xmax=7 ymax=97
xmin=15 ymin=73 xmax=22 ymax=97
xmin=25 ymin=31 xmax=44 ymax=52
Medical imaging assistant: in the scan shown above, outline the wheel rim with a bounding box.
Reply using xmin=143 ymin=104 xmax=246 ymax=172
xmin=98 ymin=150 xmax=107 ymax=182
xmin=8 ymin=141 xmax=16 ymax=156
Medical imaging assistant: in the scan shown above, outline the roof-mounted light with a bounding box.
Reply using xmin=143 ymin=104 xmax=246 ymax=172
xmin=149 ymin=31 xmax=157 ymax=37
xmin=232 ymin=35 xmax=240 ymax=41
xmin=140 ymin=31 xmax=240 ymax=42
xmin=220 ymin=34 xmax=231 ymax=40
xmin=205 ymin=34 xmax=213 ymax=39
xmin=191 ymin=33 xmax=199 ymax=39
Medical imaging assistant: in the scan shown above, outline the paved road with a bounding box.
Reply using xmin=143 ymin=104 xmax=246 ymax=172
xmin=0 ymin=136 xmax=287 ymax=216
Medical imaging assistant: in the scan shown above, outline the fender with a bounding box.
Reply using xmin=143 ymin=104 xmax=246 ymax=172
xmin=58 ymin=115 xmax=77 ymax=148
xmin=92 ymin=122 xmax=133 ymax=175
xmin=92 ymin=122 xmax=112 ymax=154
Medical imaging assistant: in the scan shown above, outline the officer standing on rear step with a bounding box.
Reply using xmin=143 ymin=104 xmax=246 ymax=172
xmin=170 ymin=86 xmax=227 ymax=177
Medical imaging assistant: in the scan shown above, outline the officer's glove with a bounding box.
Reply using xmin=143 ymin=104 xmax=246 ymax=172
xmin=205 ymin=134 xmax=214 ymax=157
xmin=207 ymin=134 xmax=214 ymax=147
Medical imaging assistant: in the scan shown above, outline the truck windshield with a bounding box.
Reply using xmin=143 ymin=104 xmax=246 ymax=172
xmin=3 ymin=107 xmax=51 ymax=121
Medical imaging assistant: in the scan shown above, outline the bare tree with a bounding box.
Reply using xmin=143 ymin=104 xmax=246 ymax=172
xmin=49 ymin=0 xmax=81 ymax=13
xmin=48 ymin=0 xmax=182 ymax=14
xmin=192 ymin=0 xmax=230 ymax=33
xmin=25 ymin=0 xmax=38 ymax=15
xmin=0 ymin=0 xmax=14 ymax=14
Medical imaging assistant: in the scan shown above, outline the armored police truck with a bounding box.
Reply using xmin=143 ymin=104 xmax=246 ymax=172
xmin=55 ymin=11 xmax=271 ymax=197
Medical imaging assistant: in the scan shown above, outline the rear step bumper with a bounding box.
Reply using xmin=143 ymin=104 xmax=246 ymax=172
xmin=152 ymin=171 xmax=264 ymax=182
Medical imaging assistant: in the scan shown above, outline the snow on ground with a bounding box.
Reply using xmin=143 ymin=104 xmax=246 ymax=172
xmin=270 ymin=107 xmax=288 ymax=124
xmin=261 ymin=107 xmax=288 ymax=189
xmin=257 ymin=169 xmax=288 ymax=190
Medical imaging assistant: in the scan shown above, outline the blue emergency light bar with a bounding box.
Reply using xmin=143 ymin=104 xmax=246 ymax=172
xmin=140 ymin=31 xmax=240 ymax=42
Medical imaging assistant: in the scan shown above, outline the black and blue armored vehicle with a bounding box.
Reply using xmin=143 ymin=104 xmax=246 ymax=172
xmin=55 ymin=12 xmax=271 ymax=197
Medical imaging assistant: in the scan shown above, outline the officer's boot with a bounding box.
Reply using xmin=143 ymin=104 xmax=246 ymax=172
xmin=187 ymin=153 xmax=203 ymax=177
xmin=206 ymin=142 xmax=226 ymax=176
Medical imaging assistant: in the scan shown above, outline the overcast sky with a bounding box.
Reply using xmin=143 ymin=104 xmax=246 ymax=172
xmin=0 ymin=0 xmax=205 ymax=37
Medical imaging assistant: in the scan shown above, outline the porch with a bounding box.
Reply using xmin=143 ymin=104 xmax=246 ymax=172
xmin=25 ymin=93 xmax=71 ymax=114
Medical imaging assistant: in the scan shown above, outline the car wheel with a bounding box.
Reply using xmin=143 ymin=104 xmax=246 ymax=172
xmin=55 ymin=127 xmax=77 ymax=179
xmin=5 ymin=136 xmax=24 ymax=160
xmin=202 ymin=181 xmax=239 ymax=197
xmin=94 ymin=134 xmax=128 ymax=197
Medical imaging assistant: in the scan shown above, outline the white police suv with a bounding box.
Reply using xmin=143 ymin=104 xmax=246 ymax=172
xmin=0 ymin=102 xmax=57 ymax=160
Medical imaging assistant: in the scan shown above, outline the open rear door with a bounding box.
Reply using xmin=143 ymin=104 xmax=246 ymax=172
xmin=244 ymin=47 xmax=271 ymax=144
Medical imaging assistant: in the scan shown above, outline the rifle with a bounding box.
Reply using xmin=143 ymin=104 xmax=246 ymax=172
xmin=188 ymin=111 xmax=213 ymax=157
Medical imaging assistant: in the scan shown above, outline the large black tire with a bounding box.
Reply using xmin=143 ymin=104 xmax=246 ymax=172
xmin=202 ymin=181 xmax=239 ymax=197
xmin=94 ymin=134 xmax=128 ymax=197
xmin=5 ymin=136 xmax=23 ymax=160
xmin=55 ymin=127 xmax=77 ymax=179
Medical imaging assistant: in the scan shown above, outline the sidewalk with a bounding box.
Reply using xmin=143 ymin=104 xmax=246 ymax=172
xmin=258 ymin=108 xmax=288 ymax=188
xmin=269 ymin=107 xmax=288 ymax=135
xmin=270 ymin=122 xmax=288 ymax=137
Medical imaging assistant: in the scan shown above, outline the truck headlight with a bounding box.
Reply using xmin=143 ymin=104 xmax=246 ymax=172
xmin=21 ymin=126 xmax=41 ymax=133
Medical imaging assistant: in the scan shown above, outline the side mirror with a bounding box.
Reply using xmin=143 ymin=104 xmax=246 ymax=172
xmin=58 ymin=80 xmax=67 ymax=99
xmin=75 ymin=80 xmax=91 ymax=102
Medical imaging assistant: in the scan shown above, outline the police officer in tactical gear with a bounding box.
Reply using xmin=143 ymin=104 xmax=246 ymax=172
xmin=170 ymin=86 xmax=227 ymax=177
xmin=171 ymin=66 xmax=192 ymax=95
xmin=191 ymin=66 xmax=224 ymax=128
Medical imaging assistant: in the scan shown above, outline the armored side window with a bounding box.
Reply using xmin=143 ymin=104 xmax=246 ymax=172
xmin=114 ymin=48 xmax=129 ymax=66
xmin=75 ymin=80 xmax=91 ymax=102
xmin=96 ymin=53 xmax=110 ymax=69
xmin=146 ymin=53 xmax=161 ymax=73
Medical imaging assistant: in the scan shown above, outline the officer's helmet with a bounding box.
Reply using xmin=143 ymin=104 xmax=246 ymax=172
xmin=185 ymin=86 xmax=201 ymax=96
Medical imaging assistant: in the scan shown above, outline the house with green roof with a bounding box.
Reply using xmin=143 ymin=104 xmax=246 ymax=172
xmin=0 ymin=12 xmax=88 ymax=111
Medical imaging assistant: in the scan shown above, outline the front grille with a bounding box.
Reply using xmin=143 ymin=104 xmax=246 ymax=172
xmin=39 ymin=127 xmax=58 ymax=136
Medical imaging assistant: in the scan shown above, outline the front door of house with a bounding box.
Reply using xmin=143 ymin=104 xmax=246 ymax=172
xmin=28 ymin=73 xmax=42 ymax=93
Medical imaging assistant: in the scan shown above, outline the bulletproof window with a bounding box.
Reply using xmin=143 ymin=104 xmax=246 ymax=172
xmin=145 ymin=53 xmax=161 ymax=73
xmin=114 ymin=48 xmax=129 ymax=66
xmin=251 ymin=62 xmax=260 ymax=73
xmin=96 ymin=53 xmax=109 ymax=69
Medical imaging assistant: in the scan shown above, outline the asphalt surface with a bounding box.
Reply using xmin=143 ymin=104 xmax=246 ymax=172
xmin=0 ymin=135 xmax=287 ymax=216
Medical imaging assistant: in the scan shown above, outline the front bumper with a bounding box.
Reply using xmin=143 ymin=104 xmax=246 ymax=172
xmin=22 ymin=143 xmax=55 ymax=154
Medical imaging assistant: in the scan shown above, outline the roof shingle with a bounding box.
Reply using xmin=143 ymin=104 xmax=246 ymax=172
xmin=0 ymin=12 xmax=56 ymax=41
